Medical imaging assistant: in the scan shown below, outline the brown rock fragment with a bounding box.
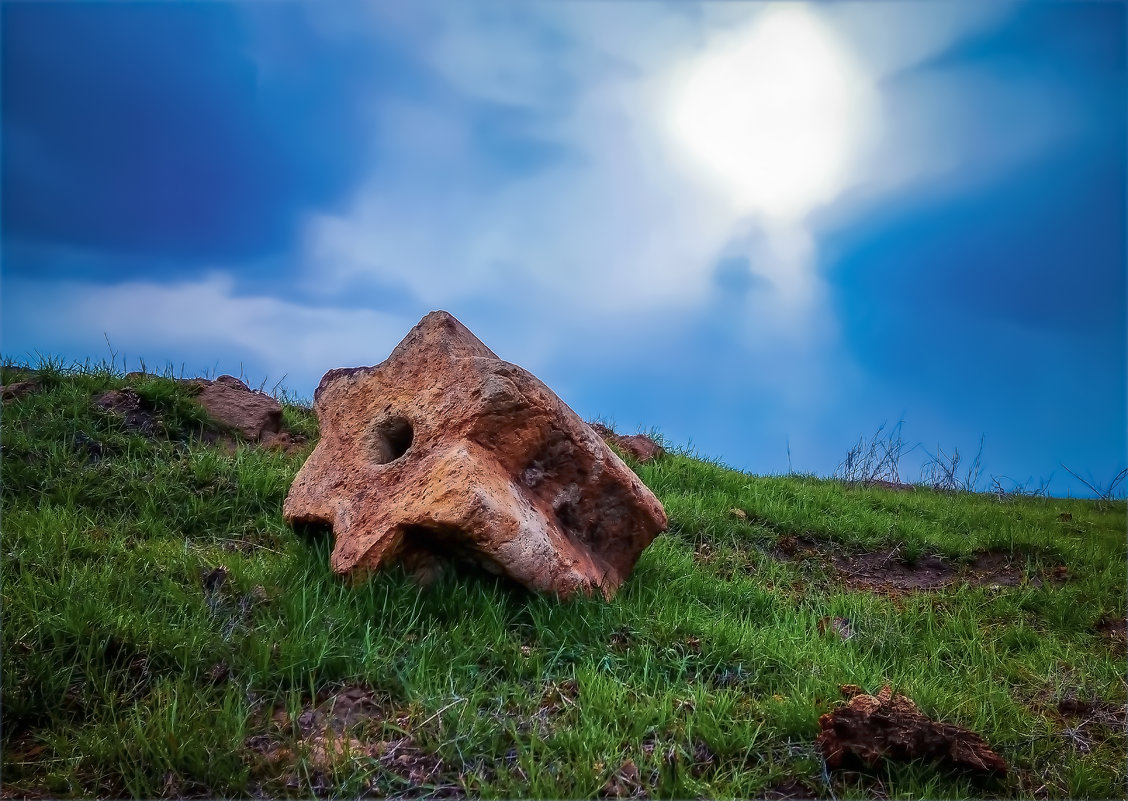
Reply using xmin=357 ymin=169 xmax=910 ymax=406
xmin=283 ymin=311 xmax=667 ymax=599
xmin=262 ymin=430 xmax=307 ymax=456
xmin=187 ymin=375 xmax=283 ymax=442
xmin=1 ymin=380 xmax=40 ymax=402
xmin=590 ymin=422 xmax=665 ymax=463
xmin=615 ymin=434 xmax=665 ymax=463
xmin=817 ymin=685 xmax=1007 ymax=777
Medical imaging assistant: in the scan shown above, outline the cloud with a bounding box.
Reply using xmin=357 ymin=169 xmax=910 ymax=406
xmin=296 ymin=4 xmax=751 ymax=339
xmin=6 ymin=1 xmax=1068 ymax=390
xmin=817 ymin=1 xmax=1015 ymax=76
xmin=292 ymin=0 xmax=1058 ymax=365
xmin=2 ymin=274 xmax=414 ymax=392
xmin=2 ymin=1 xmax=1119 ymax=493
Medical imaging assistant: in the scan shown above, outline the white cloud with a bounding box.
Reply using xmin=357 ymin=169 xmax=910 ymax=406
xmin=666 ymin=5 xmax=878 ymax=224
xmin=818 ymin=1 xmax=1016 ymax=76
xmin=295 ymin=0 xmax=1055 ymax=365
xmin=3 ymin=274 xmax=414 ymax=392
xmin=33 ymin=0 xmax=1055 ymax=406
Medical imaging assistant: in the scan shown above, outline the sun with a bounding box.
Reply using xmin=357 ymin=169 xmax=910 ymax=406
xmin=667 ymin=6 xmax=874 ymax=223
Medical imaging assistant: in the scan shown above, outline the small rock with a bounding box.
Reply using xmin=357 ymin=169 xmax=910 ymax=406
xmin=1 ymin=380 xmax=40 ymax=402
xmin=590 ymin=423 xmax=665 ymax=463
xmin=262 ymin=430 xmax=306 ymax=455
xmin=600 ymin=759 xmax=643 ymax=799
xmin=614 ymin=434 xmax=665 ymax=463
xmin=817 ymin=685 xmax=1007 ymax=776
xmin=186 ymin=375 xmax=283 ymax=443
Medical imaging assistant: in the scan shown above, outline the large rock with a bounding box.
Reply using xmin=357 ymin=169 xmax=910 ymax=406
xmin=283 ymin=311 xmax=667 ymax=599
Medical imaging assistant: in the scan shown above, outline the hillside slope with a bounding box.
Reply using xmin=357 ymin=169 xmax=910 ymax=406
xmin=2 ymin=364 xmax=1125 ymax=799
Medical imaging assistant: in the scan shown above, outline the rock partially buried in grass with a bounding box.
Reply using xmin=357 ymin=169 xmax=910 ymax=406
xmin=283 ymin=310 xmax=667 ymax=599
xmin=97 ymin=376 xmax=296 ymax=450
xmin=94 ymin=387 xmax=163 ymax=437
xmin=817 ymin=685 xmax=1007 ymax=777
xmin=185 ymin=375 xmax=284 ymax=443
xmin=590 ymin=423 xmax=665 ymax=463
xmin=1 ymin=380 xmax=40 ymax=402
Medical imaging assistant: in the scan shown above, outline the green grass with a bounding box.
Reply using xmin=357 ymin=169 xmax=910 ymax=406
xmin=2 ymin=360 xmax=1125 ymax=799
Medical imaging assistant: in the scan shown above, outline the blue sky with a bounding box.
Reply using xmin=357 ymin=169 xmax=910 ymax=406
xmin=2 ymin=1 xmax=1124 ymax=496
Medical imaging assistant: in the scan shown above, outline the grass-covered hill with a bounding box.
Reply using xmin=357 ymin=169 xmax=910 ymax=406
xmin=2 ymin=361 xmax=1125 ymax=799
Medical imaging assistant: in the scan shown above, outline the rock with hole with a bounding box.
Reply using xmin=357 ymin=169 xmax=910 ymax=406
xmin=282 ymin=311 xmax=667 ymax=599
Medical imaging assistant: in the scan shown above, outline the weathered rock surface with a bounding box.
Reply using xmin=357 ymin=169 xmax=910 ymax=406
xmin=590 ymin=423 xmax=666 ymax=464
xmin=96 ymin=376 xmax=295 ymax=450
xmin=2 ymin=380 xmax=40 ymax=402
xmin=817 ymin=685 xmax=1007 ymax=777
xmin=187 ymin=375 xmax=283 ymax=443
xmin=283 ymin=311 xmax=667 ymax=599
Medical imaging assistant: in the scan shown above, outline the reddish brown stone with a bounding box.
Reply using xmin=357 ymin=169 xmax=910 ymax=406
xmin=615 ymin=434 xmax=665 ymax=463
xmin=262 ymin=430 xmax=306 ymax=455
xmin=187 ymin=375 xmax=283 ymax=442
xmin=283 ymin=311 xmax=667 ymax=599
xmin=817 ymin=686 xmax=1007 ymax=777
xmin=1 ymin=380 xmax=40 ymax=402
xmin=589 ymin=423 xmax=666 ymax=463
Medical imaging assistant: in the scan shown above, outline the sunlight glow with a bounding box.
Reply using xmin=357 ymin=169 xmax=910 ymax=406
xmin=667 ymin=6 xmax=874 ymax=223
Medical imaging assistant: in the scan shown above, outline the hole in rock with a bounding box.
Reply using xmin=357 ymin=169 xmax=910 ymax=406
xmin=368 ymin=417 xmax=414 ymax=465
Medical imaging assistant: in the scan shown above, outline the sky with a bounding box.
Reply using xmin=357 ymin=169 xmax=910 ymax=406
xmin=2 ymin=1 xmax=1125 ymax=497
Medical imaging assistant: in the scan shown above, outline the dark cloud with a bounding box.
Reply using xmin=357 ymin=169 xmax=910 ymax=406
xmin=1 ymin=2 xmax=372 ymax=267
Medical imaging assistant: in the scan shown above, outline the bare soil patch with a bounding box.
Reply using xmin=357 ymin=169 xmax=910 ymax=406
xmin=94 ymin=388 xmax=164 ymax=438
xmin=244 ymin=684 xmax=461 ymax=798
xmin=1095 ymin=616 xmax=1127 ymax=654
xmin=775 ymin=538 xmax=1067 ymax=594
xmin=832 ymin=549 xmax=953 ymax=591
xmin=1051 ymin=695 xmax=1128 ymax=756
